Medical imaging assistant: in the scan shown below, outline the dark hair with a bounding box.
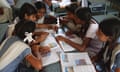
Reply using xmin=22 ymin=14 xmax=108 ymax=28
xmin=97 ymin=18 xmax=120 ymax=70
xmin=65 ymin=3 xmax=79 ymax=14
xmin=19 ymin=3 xmax=37 ymax=20
xmin=99 ymin=18 xmax=120 ymax=43
xmin=75 ymin=7 xmax=92 ymax=37
xmin=34 ymin=1 xmax=46 ymax=10
xmin=14 ymin=20 xmax=36 ymax=40
xmin=75 ymin=7 xmax=91 ymax=22
xmin=71 ymin=0 xmax=77 ymax=2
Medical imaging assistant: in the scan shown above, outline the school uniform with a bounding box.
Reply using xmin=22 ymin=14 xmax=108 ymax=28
xmin=65 ymin=20 xmax=81 ymax=33
xmin=85 ymin=19 xmax=103 ymax=57
xmin=0 ymin=36 xmax=31 ymax=72
xmin=109 ymin=44 xmax=120 ymax=72
xmin=95 ymin=44 xmax=120 ymax=72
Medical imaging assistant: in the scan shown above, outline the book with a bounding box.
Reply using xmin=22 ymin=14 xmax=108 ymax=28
xmin=42 ymin=52 xmax=60 ymax=67
xmin=59 ymin=41 xmax=76 ymax=52
xmin=40 ymin=32 xmax=62 ymax=66
xmin=59 ymin=35 xmax=83 ymax=52
xmin=60 ymin=52 xmax=96 ymax=72
xmin=40 ymin=33 xmax=62 ymax=52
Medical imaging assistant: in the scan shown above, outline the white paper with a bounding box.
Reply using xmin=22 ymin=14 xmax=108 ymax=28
xmin=40 ymin=32 xmax=63 ymax=66
xmin=42 ymin=52 xmax=59 ymax=67
xmin=60 ymin=41 xmax=76 ymax=52
xmin=73 ymin=65 xmax=96 ymax=72
xmin=40 ymin=33 xmax=56 ymax=48
xmin=60 ymin=52 xmax=96 ymax=72
xmin=59 ymin=35 xmax=83 ymax=52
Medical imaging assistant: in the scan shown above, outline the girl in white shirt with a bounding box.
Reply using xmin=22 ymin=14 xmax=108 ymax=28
xmin=56 ymin=7 xmax=103 ymax=57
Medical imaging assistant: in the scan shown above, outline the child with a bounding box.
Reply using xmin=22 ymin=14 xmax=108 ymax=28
xmin=18 ymin=2 xmax=37 ymax=22
xmin=56 ymin=7 xmax=103 ymax=57
xmin=8 ymin=3 xmax=37 ymax=37
xmin=0 ymin=20 xmax=42 ymax=72
xmin=7 ymin=2 xmax=50 ymax=60
xmin=93 ymin=18 xmax=120 ymax=72
xmin=18 ymin=3 xmax=50 ymax=58
xmin=8 ymin=3 xmax=49 ymax=43
xmin=34 ymin=1 xmax=58 ymax=32
xmin=60 ymin=3 xmax=81 ymax=35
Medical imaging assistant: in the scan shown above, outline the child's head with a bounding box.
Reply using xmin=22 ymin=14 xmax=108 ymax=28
xmin=35 ymin=1 xmax=46 ymax=19
xmin=19 ymin=3 xmax=37 ymax=22
xmin=14 ymin=20 xmax=36 ymax=40
xmin=65 ymin=3 xmax=79 ymax=20
xmin=97 ymin=18 xmax=120 ymax=42
xmin=74 ymin=7 xmax=91 ymax=24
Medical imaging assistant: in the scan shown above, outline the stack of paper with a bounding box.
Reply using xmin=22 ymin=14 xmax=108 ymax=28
xmin=60 ymin=52 xmax=96 ymax=72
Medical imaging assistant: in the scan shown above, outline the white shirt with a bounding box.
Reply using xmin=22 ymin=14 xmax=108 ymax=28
xmin=85 ymin=20 xmax=98 ymax=39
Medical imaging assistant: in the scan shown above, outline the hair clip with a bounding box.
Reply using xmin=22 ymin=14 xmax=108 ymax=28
xmin=23 ymin=32 xmax=35 ymax=43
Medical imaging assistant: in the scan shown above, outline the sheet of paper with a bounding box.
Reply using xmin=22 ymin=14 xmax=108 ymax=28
xmin=60 ymin=41 xmax=76 ymax=52
xmin=60 ymin=52 xmax=96 ymax=72
xmin=59 ymin=34 xmax=83 ymax=52
xmin=73 ymin=65 xmax=96 ymax=72
xmin=40 ymin=33 xmax=62 ymax=52
xmin=42 ymin=52 xmax=60 ymax=67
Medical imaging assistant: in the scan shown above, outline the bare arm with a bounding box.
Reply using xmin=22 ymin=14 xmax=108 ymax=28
xmin=25 ymin=54 xmax=42 ymax=70
xmin=36 ymin=24 xmax=58 ymax=31
xmin=56 ymin=36 xmax=91 ymax=51
xmin=36 ymin=24 xmax=52 ymax=29
xmin=115 ymin=68 xmax=120 ymax=72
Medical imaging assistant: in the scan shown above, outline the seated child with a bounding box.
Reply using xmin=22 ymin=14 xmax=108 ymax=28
xmin=34 ymin=1 xmax=58 ymax=33
xmin=93 ymin=18 xmax=120 ymax=72
xmin=0 ymin=20 xmax=42 ymax=72
xmin=56 ymin=7 xmax=103 ymax=57
xmin=60 ymin=3 xmax=81 ymax=36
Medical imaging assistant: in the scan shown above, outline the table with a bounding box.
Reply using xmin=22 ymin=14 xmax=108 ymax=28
xmin=42 ymin=62 xmax=61 ymax=72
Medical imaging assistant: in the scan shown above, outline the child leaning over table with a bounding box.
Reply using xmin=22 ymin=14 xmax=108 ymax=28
xmin=0 ymin=20 xmax=43 ymax=72
xmin=60 ymin=3 xmax=81 ymax=36
xmin=92 ymin=18 xmax=120 ymax=72
xmin=56 ymin=7 xmax=103 ymax=58
xmin=7 ymin=3 xmax=51 ymax=57
xmin=34 ymin=1 xmax=58 ymax=32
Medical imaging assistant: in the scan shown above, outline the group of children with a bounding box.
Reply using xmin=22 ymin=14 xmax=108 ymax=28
xmin=57 ymin=3 xmax=120 ymax=72
xmin=0 ymin=0 xmax=120 ymax=72
xmin=1 ymin=1 xmax=58 ymax=72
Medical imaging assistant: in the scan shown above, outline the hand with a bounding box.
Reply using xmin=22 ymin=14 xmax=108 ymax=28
xmin=65 ymin=31 xmax=73 ymax=36
xmin=49 ymin=25 xmax=58 ymax=32
xmin=56 ymin=36 xmax=66 ymax=41
xmin=53 ymin=25 xmax=58 ymax=32
xmin=39 ymin=46 xmax=50 ymax=55
xmin=40 ymin=32 xmax=49 ymax=36
xmin=59 ymin=16 xmax=69 ymax=24
xmin=35 ymin=32 xmax=49 ymax=43
xmin=91 ymin=56 xmax=98 ymax=63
